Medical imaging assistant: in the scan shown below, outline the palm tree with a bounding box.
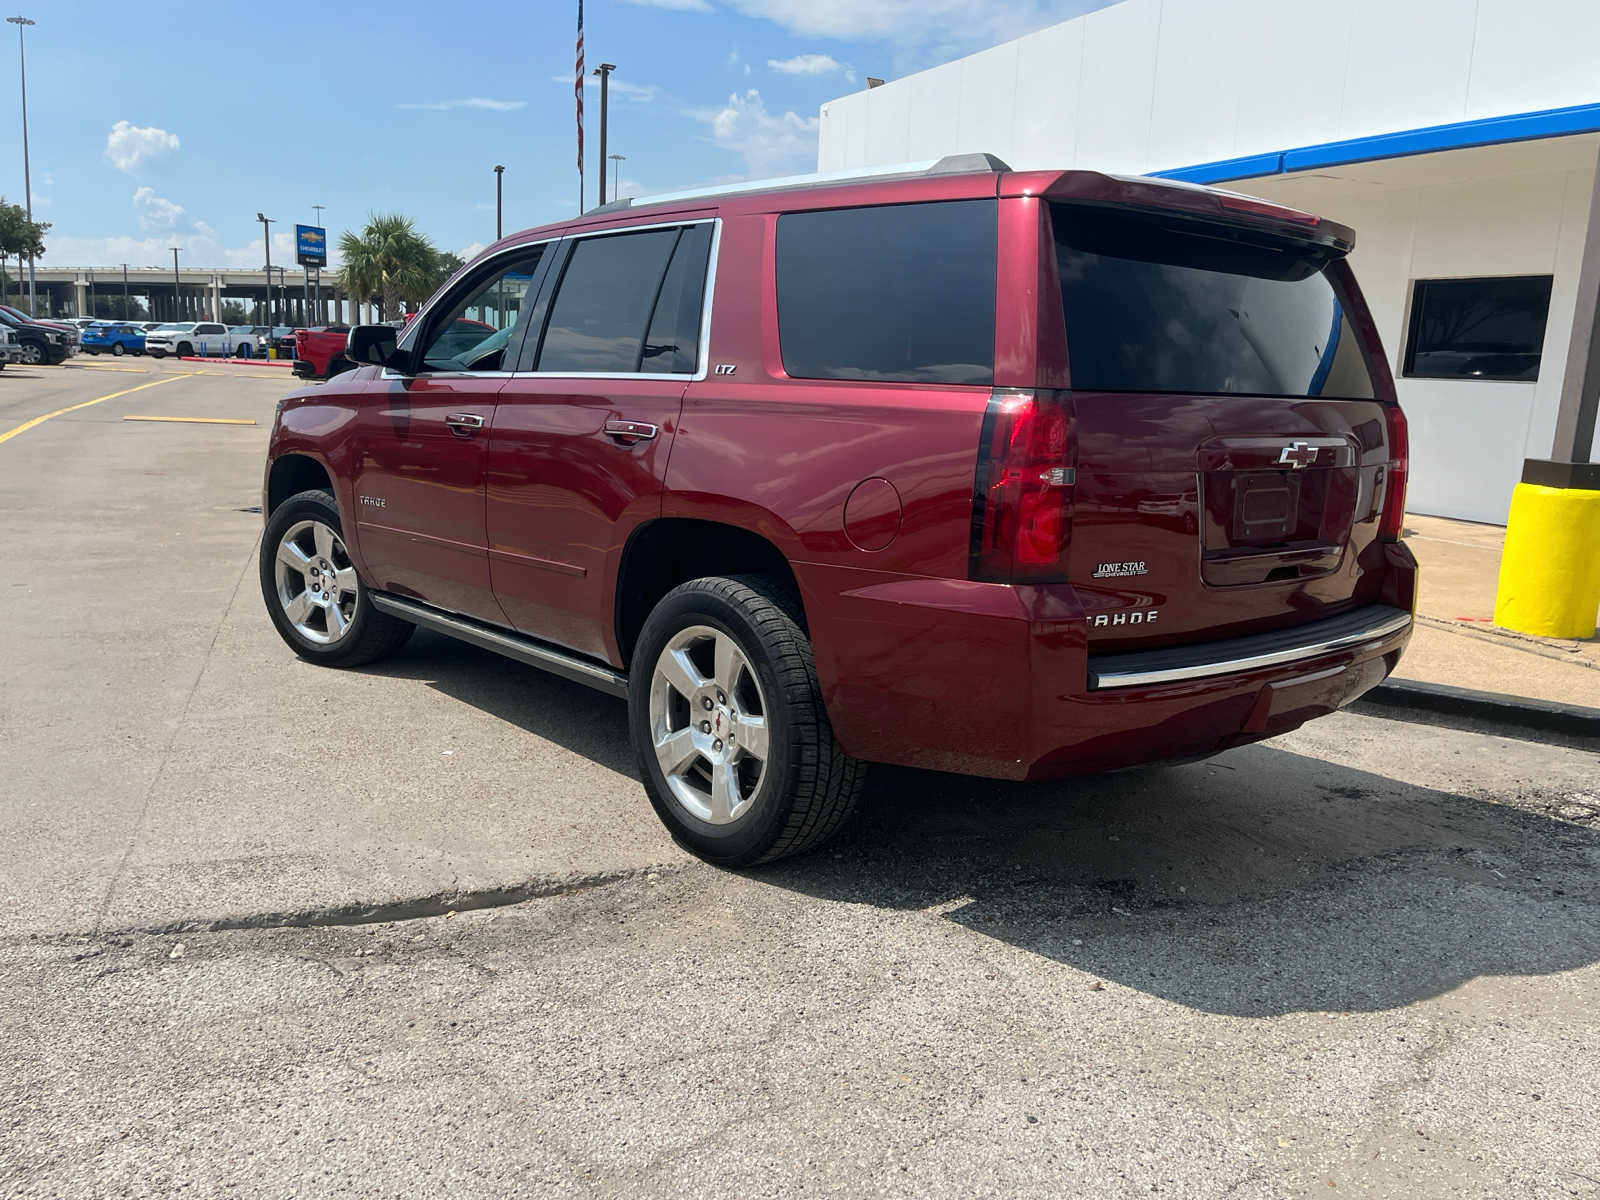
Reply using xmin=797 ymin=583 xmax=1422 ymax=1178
xmin=337 ymin=213 xmax=437 ymax=321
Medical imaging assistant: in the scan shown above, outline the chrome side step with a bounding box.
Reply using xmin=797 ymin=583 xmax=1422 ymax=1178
xmin=370 ymin=593 xmax=629 ymax=698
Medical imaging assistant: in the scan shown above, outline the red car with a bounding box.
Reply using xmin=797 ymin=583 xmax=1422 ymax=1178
xmin=259 ymin=156 xmax=1415 ymax=865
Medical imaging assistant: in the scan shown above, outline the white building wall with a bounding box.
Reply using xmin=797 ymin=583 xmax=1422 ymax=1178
xmin=820 ymin=0 xmax=1600 ymax=177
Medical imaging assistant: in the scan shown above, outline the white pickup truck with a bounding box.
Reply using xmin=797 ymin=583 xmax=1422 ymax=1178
xmin=143 ymin=321 xmax=239 ymax=358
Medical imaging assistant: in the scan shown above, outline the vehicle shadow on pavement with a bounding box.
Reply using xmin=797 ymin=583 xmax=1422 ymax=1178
xmin=752 ymin=744 xmax=1600 ymax=1018
xmin=357 ymin=634 xmax=1600 ymax=1018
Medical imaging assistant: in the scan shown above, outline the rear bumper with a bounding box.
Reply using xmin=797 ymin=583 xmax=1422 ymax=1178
xmin=805 ymin=542 xmax=1418 ymax=781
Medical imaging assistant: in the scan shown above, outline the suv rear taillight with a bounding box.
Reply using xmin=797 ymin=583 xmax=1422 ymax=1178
xmin=971 ymin=390 xmax=1075 ymax=582
xmin=1378 ymin=403 xmax=1408 ymax=542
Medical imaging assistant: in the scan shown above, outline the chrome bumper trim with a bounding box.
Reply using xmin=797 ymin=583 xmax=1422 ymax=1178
xmin=1088 ymin=605 xmax=1412 ymax=690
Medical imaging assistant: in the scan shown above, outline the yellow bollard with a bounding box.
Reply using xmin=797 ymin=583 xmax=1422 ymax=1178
xmin=1494 ymin=483 xmax=1600 ymax=638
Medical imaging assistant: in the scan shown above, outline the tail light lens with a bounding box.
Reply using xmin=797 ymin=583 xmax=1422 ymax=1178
xmin=971 ymin=390 xmax=1075 ymax=582
xmin=1378 ymin=403 xmax=1408 ymax=542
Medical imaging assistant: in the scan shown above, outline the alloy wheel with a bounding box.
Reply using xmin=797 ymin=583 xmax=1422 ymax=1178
xmin=272 ymin=519 xmax=359 ymax=645
xmin=648 ymin=624 xmax=770 ymax=824
xmin=19 ymin=343 xmax=41 ymax=365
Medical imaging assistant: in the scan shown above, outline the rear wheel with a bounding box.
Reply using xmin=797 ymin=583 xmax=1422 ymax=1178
xmin=325 ymin=358 xmax=353 ymax=380
xmin=17 ymin=342 xmax=42 ymax=365
xmin=260 ymin=488 xmax=414 ymax=668
xmin=628 ymin=575 xmax=864 ymax=866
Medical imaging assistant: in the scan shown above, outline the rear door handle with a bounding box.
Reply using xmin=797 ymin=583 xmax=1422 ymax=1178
xmin=604 ymin=419 xmax=658 ymax=444
xmin=445 ymin=412 xmax=485 ymax=437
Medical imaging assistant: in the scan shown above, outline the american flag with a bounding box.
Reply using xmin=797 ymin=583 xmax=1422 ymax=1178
xmin=575 ymin=0 xmax=585 ymax=183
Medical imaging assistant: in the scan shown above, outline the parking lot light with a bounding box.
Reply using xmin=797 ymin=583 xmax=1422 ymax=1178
xmin=7 ymin=15 xmax=36 ymax=311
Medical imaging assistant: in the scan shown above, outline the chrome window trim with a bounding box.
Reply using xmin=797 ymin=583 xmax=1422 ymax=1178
xmin=1088 ymin=607 xmax=1412 ymax=690
xmin=382 ymin=219 xmax=719 ymax=384
xmin=390 ymin=235 xmax=564 ymax=363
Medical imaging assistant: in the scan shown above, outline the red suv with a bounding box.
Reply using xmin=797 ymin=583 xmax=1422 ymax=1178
xmin=260 ymin=156 xmax=1415 ymax=865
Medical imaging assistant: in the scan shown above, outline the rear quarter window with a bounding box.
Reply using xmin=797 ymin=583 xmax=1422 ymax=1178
xmin=776 ymin=199 xmax=996 ymax=386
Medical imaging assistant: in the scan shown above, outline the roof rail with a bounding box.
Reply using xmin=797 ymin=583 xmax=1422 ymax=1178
xmin=582 ymin=153 xmax=1013 ymax=216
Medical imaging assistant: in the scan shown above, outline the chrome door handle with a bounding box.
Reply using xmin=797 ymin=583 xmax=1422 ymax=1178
xmin=445 ymin=412 xmax=485 ymax=437
xmin=604 ymin=419 xmax=658 ymax=443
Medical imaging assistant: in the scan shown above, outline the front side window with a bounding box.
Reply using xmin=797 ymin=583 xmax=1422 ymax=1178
xmin=1051 ymin=203 xmax=1375 ymax=399
xmin=418 ymin=246 xmax=545 ymax=372
xmin=776 ymin=199 xmax=997 ymax=386
xmin=1402 ymin=275 xmax=1552 ymax=382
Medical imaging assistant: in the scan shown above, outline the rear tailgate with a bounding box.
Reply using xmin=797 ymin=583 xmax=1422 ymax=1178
xmin=1042 ymin=186 xmax=1401 ymax=652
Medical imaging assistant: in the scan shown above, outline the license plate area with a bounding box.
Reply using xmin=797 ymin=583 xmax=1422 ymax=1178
xmin=1199 ymin=436 xmax=1359 ymax=587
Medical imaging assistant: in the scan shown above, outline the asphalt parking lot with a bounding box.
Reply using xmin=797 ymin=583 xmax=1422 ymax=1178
xmin=2 ymin=360 xmax=1599 ymax=1198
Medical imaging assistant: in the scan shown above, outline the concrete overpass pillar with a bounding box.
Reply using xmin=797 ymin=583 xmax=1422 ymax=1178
xmin=74 ymin=279 xmax=90 ymax=317
xmin=211 ymin=276 xmax=222 ymax=322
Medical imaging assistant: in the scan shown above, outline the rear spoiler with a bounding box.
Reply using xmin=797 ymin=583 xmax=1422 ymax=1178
xmin=1005 ymin=170 xmax=1355 ymax=253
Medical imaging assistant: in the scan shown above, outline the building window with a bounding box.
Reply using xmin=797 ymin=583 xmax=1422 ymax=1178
xmin=1402 ymin=275 xmax=1553 ymax=382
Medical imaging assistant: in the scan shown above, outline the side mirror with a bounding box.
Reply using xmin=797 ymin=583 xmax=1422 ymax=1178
xmin=346 ymin=324 xmax=405 ymax=371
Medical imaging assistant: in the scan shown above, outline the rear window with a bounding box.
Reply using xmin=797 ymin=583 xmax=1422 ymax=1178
xmin=1051 ymin=203 xmax=1375 ymax=399
xmin=776 ymin=199 xmax=996 ymax=386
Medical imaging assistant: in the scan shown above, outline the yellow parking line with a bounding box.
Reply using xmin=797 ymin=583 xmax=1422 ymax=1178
xmin=123 ymin=415 xmax=256 ymax=425
xmin=0 ymin=375 xmax=186 ymax=446
xmin=78 ymin=365 xmax=149 ymax=373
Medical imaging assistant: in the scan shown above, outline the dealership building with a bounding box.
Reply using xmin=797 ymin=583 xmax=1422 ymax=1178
xmin=818 ymin=0 xmax=1600 ymax=525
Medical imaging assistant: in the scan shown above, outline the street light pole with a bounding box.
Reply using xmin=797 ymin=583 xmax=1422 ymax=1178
xmin=608 ymin=153 xmax=626 ymax=199
xmin=494 ymin=164 xmax=504 ymax=239
xmin=7 ymin=15 xmax=36 ymax=311
xmin=592 ymin=63 xmax=616 ymax=206
xmin=256 ymin=212 xmax=274 ymax=325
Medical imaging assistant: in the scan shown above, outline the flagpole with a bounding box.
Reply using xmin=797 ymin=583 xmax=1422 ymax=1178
xmin=576 ymin=0 xmax=585 ymax=215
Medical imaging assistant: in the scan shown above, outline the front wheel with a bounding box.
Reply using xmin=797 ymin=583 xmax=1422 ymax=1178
xmin=628 ymin=575 xmax=864 ymax=866
xmin=260 ymin=488 xmax=414 ymax=667
xmin=175 ymin=341 xmax=193 ymax=357
xmin=111 ymin=343 xmax=125 ymax=356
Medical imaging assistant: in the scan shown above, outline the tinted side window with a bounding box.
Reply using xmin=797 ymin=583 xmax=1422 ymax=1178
xmin=1402 ymin=275 xmax=1552 ymax=382
xmin=776 ymin=199 xmax=996 ymax=385
xmin=537 ymin=229 xmax=679 ymax=374
xmin=642 ymin=224 xmax=713 ymax=375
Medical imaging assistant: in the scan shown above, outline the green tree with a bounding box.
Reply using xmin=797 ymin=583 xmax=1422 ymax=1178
xmin=337 ymin=214 xmax=437 ymax=321
xmin=432 ymin=251 xmax=465 ymax=291
xmin=220 ymin=300 xmax=249 ymax=324
xmin=0 ymin=196 xmax=49 ymax=305
xmin=92 ymin=295 xmax=150 ymax=320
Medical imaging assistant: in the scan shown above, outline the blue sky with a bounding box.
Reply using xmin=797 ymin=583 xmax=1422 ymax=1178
xmin=6 ymin=0 xmax=1106 ymax=270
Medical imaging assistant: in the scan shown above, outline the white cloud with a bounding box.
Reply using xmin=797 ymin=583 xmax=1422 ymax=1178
xmin=132 ymin=187 xmax=187 ymax=233
xmin=697 ymin=89 xmax=819 ymax=176
xmin=554 ymin=74 xmax=660 ymax=102
xmin=105 ymin=121 xmax=179 ymax=174
xmin=621 ymin=0 xmax=712 ymax=9
xmin=395 ymin=97 xmax=527 ymax=111
xmin=457 ymin=242 xmax=487 ymax=261
xmin=767 ymin=53 xmax=845 ymax=75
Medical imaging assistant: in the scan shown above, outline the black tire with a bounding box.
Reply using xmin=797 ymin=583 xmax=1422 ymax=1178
xmin=628 ymin=574 xmax=864 ymax=866
xmin=18 ymin=342 xmax=42 ymax=365
xmin=325 ymin=358 xmax=354 ymax=380
xmin=260 ymin=488 xmax=414 ymax=668
xmin=111 ymin=343 xmax=125 ymax=357
xmin=85 ymin=347 xmax=100 ymax=355
xmin=175 ymin=341 xmax=193 ymax=357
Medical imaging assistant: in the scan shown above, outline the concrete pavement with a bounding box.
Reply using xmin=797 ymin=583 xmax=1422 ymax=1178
xmin=3 ymin=361 xmax=1598 ymax=1197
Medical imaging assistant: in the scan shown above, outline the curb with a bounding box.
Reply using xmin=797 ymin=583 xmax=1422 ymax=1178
xmin=177 ymin=356 xmax=293 ymax=368
xmin=1362 ymin=678 xmax=1600 ymax=739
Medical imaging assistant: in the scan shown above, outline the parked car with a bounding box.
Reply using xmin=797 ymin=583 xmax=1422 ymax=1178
xmin=0 ymin=323 xmax=19 ymax=368
xmin=0 ymin=304 xmax=79 ymax=348
xmin=81 ymin=321 xmax=147 ymax=356
xmin=290 ymin=326 xmax=354 ymax=379
xmin=0 ymin=307 xmax=73 ymax=364
xmin=264 ymin=326 xmax=299 ymax=358
xmin=143 ymin=321 xmax=236 ymax=358
xmin=259 ymin=157 xmax=1415 ymax=866
xmin=227 ymin=325 xmax=271 ymax=357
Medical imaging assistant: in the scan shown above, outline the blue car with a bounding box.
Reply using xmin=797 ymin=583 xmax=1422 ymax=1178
xmin=81 ymin=322 xmax=147 ymax=357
